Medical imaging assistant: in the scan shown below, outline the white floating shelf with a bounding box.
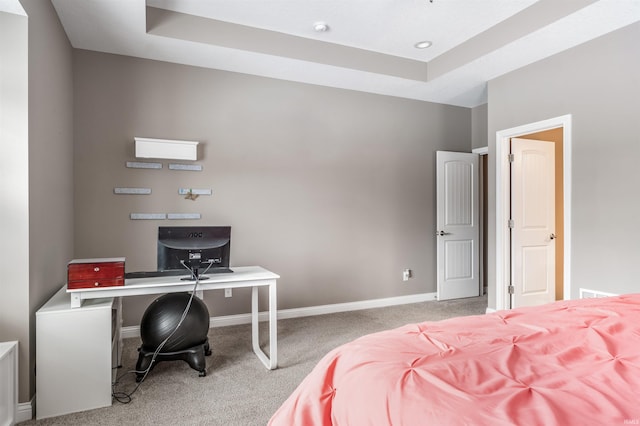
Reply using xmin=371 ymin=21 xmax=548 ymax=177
xmin=167 ymin=213 xmax=201 ymax=220
xmin=169 ymin=163 xmax=202 ymax=171
xmin=126 ymin=161 xmax=162 ymax=169
xmin=134 ymin=137 xmax=199 ymax=161
xmin=114 ymin=187 xmax=152 ymax=195
xmin=130 ymin=213 xmax=167 ymax=220
xmin=178 ymin=188 xmax=212 ymax=196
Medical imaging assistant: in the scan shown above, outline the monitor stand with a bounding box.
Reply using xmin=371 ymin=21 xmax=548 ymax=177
xmin=180 ymin=267 xmax=209 ymax=281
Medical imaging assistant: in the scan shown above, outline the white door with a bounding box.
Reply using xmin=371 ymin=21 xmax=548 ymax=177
xmin=510 ymin=138 xmax=555 ymax=308
xmin=436 ymin=151 xmax=480 ymax=300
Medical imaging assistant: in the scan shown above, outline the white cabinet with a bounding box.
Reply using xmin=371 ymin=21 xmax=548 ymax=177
xmin=0 ymin=341 xmax=18 ymax=426
xmin=36 ymin=286 xmax=121 ymax=419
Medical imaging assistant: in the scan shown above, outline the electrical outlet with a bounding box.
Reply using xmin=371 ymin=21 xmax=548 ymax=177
xmin=402 ymin=269 xmax=412 ymax=282
xmin=225 ymin=288 xmax=232 ymax=298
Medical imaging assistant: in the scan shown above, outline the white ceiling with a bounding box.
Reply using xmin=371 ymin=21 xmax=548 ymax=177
xmin=0 ymin=0 xmax=24 ymax=15
xmin=30 ymin=1 xmax=640 ymax=106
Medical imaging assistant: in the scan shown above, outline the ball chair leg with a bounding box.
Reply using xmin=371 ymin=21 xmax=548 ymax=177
xmin=135 ymin=351 xmax=154 ymax=382
xmin=204 ymin=339 xmax=212 ymax=356
xmin=184 ymin=345 xmax=207 ymax=377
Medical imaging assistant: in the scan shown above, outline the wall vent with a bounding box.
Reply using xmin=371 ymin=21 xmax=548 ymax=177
xmin=579 ymin=288 xmax=618 ymax=299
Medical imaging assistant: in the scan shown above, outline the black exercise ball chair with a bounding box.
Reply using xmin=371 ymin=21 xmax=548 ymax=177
xmin=135 ymin=292 xmax=211 ymax=381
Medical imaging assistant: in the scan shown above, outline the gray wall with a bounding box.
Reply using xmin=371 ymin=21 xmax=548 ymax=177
xmin=471 ymin=103 xmax=488 ymax=150
xmin=0 ymin=0 xmax=74 ymax=404
xmin=73 ymin=50 xmax=471 ymax=326
xmin=487 ymin=22 xmax=640 ymax=308
xmin=24 ymin=0 xmax=75 ymax=402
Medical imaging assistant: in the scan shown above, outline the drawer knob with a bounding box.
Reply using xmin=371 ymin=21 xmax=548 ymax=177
xmin=94 ymin=282 xmax=100 ymax=286
xmin=94 ymin=267 xmax=100 ymax=272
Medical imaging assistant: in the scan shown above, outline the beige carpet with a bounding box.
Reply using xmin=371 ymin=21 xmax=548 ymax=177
xmin=23 ymin=295 xmax=487 ymax=425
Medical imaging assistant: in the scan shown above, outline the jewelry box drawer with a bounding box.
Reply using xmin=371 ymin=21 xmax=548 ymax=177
xmin=67 ymin=258 xmax=125 ymax=289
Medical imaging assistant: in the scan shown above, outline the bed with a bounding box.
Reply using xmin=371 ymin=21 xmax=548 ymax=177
xmin=269 ymin=294 xmax=640 ymax=425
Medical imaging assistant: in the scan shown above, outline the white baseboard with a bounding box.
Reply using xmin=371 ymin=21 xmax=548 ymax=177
xmin=122 ymin=292 xmax=437 ymax=339
xmin=485 ymin=307 xmax=496 ymax=314
xmin=16 ymin=399 xmax=33 ymax=423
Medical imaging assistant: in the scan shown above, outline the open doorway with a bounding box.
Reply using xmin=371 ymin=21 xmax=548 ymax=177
xmin=495 ymin=115 xmax=572 ymax=311
xmin=514 ymin=128 xmax=564 ymax=303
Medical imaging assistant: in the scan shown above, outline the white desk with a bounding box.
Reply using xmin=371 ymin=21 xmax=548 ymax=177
xmin=67 ymin=266 xmax=279 ymax=370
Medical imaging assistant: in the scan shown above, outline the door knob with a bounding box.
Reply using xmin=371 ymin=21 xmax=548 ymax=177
xmin=550 ymin=233 xmax=556 ymax=240
xmin=436 ymin=231 xmax=446 ymax=236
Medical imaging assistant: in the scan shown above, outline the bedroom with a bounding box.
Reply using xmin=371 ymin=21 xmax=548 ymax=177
xmin=1 ymin=0 xmax=639 ymax=423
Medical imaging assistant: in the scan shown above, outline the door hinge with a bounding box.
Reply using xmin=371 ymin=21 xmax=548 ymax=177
xmin=508 ymin=153 xmax=515 ymax=162
xmin=508 ymin=285 xmax=515 ymax=295
xmin=508 ymin=219 xmax=515 ymax=228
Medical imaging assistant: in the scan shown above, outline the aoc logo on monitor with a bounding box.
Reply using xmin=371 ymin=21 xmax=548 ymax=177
xmin=188 ymin=232 xmax=204 ymax=238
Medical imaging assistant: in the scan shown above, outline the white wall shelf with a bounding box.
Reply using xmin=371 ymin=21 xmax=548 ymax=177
xmin=167 ymin=213 xmax=201 ymax=220
xmin=168 ymin=163 xmax=202 ymax=171
xmin=130 ymin=213 xmax=167 ymax=220
xmin=178 ymin=188 xmax=211 ymax=196
xmin=134 ymin=137 xmax=199 ymax=161
xmin=125 ymin=161 xmax=162 ymax=169
xmin=114 ymin=187 xmax=152 ymax=195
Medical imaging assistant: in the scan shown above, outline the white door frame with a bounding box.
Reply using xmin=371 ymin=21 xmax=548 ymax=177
xmin=472 ymin=146 xmax=488 ymax=296
xmin=495 ymin=114 xmax=572 ymax=310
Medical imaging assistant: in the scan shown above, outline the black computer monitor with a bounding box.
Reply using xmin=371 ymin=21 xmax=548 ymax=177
xmin=157 ymin=226 xmax=231 ymax=280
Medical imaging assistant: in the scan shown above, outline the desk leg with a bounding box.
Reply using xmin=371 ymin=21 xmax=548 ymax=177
xmin=251 ymin=286 xmax=260 ymax=361
xmin=251 ymin=282 xmax=278 ymax=370
xmin=269 ymin=280 xmax=277 ymax=368
xmin=70 ymin=293 xmax=82 ymax=308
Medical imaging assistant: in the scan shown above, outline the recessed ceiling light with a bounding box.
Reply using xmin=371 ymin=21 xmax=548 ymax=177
xmin=414 ymin=41 xmax=433 ymax=49
xmin=313 ymin=22 xmax=330 ymax=32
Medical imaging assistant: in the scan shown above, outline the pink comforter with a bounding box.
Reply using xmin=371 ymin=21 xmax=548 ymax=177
xmin=269 ymin=295 xmax=640 ymax=425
